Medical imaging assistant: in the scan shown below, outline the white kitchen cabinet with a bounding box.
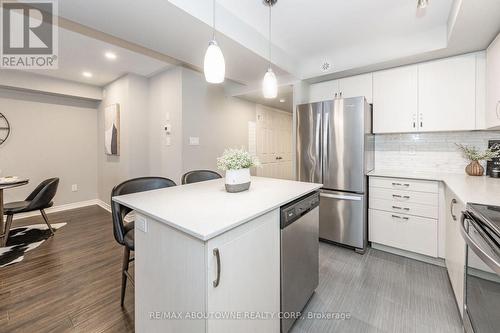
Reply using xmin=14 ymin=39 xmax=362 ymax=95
xmin=338 ymin=73 xmax=373 ymax=103
xmin=135 ymin=209 xmax=281 ymax=332
xmin=486 ymin=33 xmax=500 ymax=129
xmin=368 ymin=177 xmax=439 ymax=257
xmin=369 ymin=209 xmax=438 ymax=257
xmin=418 ymin=54 xmax=477 ymax=132
xmin=308 ymin=80 xmax=339 ymax=103
xmin=206 ymin=211 xmax=280 ymax=333
xmin=373 ymin=65 xmax=418 ymax=133
xmin=444 ymin=186 xmax=466 ymax=317
xmin=308 ymin=73 xmax=373 ymax=103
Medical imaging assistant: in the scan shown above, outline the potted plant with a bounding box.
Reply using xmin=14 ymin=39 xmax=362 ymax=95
xmin=456 ymin=144 xmax=500 ymax=176
xmin=217 ymin=148 xmax=260 ymax=193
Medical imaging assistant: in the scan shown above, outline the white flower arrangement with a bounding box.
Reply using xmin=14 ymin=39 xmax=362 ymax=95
xmin=217 ymin=148 xmax=260 ymax=171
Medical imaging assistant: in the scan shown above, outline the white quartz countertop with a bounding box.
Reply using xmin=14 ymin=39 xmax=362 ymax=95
xmin=113 ymin=177 xmax=322 ymax=241
xmin=369 ymin=169 xmax=500 ymax=206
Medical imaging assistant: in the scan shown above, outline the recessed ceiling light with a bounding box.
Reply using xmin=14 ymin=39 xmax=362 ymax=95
xmin=105 ymin=52 xmax=117 ymax=60
xmin=417 ymin=0 xmax=429 ymax=9
xmin=82 ymin=71 xmax=93 ymax=78
xmin=280 ymin=98 xmax=285 ymax=103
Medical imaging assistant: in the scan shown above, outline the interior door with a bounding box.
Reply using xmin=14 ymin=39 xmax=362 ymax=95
xmin=296 ymin=102 xmax=322 ymax=183
xmin=322 ymin=98 xmax=365 ymax=192
xmin=256 ymin=106 xmax=293 ymax=179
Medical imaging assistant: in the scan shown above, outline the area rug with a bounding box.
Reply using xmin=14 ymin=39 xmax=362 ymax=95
xmin=0 ymin=223 xmax=66 ymax=267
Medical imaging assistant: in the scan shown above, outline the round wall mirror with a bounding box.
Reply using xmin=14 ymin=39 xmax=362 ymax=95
xmin=0 ymin=113 xmax=11 ymax=146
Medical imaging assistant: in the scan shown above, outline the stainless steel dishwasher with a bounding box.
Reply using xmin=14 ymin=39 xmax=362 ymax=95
xmin=280 ymin=191 xmax=320 ymax=333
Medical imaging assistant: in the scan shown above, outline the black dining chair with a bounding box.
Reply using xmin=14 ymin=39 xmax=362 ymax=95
xmin=111 ymin=177 xmax=176 ymax=306
xmin=181 ymin=170 xmax=222 ymax=185
xmin=3 ymin=178 xmax=59 ymax=245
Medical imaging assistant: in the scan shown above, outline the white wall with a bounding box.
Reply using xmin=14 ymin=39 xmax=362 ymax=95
xmin=0 ymin=88 xmax=98 ymax=205
xmin=97 ymin=74 xmax=151 ymax=203
xmin=96 ymin=67 xmax=261 ymax=203
xmin=148 ymin=67 xmax=184 ymax=181
xmin=181 ymin=68 xmax=256 ymax=173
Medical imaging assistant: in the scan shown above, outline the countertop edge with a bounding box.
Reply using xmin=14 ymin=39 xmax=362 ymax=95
xmin=113 ymin=184 xmax=323 ymax=242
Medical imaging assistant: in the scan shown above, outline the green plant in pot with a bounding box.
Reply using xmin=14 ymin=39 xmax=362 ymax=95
xmin=217 ymin=148 xmax=260 ymax=193
xmin=456 ymin=144 xmax=500 ymax=176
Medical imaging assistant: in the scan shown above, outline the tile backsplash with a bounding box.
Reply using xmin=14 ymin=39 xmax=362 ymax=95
xmin=374 ymin=131 xmax=500 ymax=173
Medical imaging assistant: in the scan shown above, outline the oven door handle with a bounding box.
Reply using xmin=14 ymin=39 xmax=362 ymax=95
xmin=460 ymin=212 xmax=500 ymax=276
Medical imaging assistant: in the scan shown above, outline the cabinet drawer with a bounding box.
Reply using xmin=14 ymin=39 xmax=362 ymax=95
xmin=369 ymin=198 xmax=438 ymax=219
xmin=370 ymin=177 xmax=438 ymax=193
xmin=369 ymin=209 xmax=438 ymax=257
xmin=369 ymin=187 xmax=438 ymax=206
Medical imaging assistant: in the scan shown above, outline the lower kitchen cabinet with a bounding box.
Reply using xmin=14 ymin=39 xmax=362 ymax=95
xmin=444 ymin=186 xmax=466 ymax=317
xmin=368 ymin=177 xmax=439 ymax=257
xmin=369 ymin=209 xmax=438 ymax=257
xmin=135 ymin=209 xmax=280 ymax=333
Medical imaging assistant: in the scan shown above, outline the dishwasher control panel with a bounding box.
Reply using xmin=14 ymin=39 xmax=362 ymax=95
xmin=280 ymin=191 xmax=320 ymax=229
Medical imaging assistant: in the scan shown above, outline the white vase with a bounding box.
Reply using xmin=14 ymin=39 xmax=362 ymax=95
xmin=225 ymin=168 xmax=251 ymax=193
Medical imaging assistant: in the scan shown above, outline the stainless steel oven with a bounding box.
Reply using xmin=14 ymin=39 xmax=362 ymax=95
xmin=460 ymin=204 xmax=500 ymax=333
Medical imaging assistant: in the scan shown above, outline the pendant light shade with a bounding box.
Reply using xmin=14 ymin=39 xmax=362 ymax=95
xmin=262 ymin=0 xmax=278 ymax=99
xmin=263 ymin=67 xmax=278 ymax=99
xmin=204 ymin=40 xmax=225 ymax=83
xmin=204 ymin=0 xmax=225 ymax=84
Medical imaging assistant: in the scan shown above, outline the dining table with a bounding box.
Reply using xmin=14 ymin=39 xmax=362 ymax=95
xmin=0 ymin=178 xmax=29 ymax=247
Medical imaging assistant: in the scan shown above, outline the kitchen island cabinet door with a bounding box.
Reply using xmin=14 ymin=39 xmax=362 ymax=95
xmin=206 ymin=209 xmax=280 ymax=333
xmin=444 ymin=187 xmax=466 ymax=317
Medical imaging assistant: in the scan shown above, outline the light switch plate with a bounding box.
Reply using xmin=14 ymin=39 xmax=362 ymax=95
xmin=189 ymin=137 xmax=200 ymax=145
xmin=136 ymin=215 xmax=148 ymax=233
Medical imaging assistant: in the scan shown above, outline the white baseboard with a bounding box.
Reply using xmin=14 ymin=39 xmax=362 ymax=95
xmin=371 ymin=243 xmax=446 ymax=267
xmin=96 ymin=199 xmax=111 ymax=213
xmin=3 ymin=198 xmax=110 ymax=221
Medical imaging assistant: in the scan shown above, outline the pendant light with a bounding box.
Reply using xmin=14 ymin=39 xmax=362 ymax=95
xmin=204 ymin=0 xmax=225 ymax=83
xmin=262 ymin=0 xmax=278 ymax=99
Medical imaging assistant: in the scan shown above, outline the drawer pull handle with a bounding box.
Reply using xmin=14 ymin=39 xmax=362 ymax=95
xmin=392 ymin=194 xmax=410 ymax=199
xmin=392 ymin=206 xmax=410 ymax=211
xmin=392 ymin=182 xmax=410 ymax=187
xmin=391 ymin=214 xmax=410 ymax=221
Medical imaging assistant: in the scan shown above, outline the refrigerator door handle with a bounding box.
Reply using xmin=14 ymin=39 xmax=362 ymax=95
xmin=320 ymin=192 xmax=362 ymax=201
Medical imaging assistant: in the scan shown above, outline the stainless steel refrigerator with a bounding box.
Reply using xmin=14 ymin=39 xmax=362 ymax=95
xmin=296 ymin=96 xmax=374 ymax=253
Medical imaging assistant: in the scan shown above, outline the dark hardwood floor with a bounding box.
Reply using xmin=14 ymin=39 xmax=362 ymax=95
xmin=0 ymin=205 xmax=135 ymax=333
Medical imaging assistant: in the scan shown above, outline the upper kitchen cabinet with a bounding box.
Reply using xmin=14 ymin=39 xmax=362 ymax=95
xmin=308 ymin=73 xmax=373 ymax=104
xmin=308 ymin=80 xmax=339 ymax=103
xmin=338 ymin=73 xmax=373 ymax=103
xmin=486 ymin=33 xmax=500 ymax=129
xmin=418 ymin=54 xmax=477 ymax=132
xmin=373 ymin=65 xmax=418 ymax=134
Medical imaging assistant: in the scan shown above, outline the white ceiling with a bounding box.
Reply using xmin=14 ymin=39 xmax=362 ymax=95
xmin=14 ymin=0 xmax=500 ymax=89
xmin=238 ymin=85 xmax=293 ymax=113
xmin=22 ymin=28 xmax=172 ymax=86
xmin=217 ymin=0 xmax=452 ymax=60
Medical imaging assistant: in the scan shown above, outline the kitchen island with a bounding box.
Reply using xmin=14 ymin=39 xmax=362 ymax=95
xmin=113 ymin=176 xmax=322 ymax=333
